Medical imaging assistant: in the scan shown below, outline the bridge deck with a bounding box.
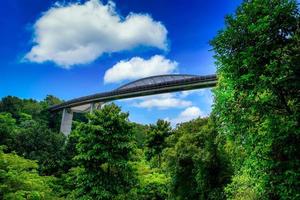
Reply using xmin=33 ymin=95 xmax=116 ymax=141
xmin=49 ymin=74 xmax=217 ymax=112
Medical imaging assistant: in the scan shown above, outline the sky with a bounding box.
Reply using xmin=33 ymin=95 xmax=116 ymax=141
xmin=0 ymin=0 xmax=242 ymax=125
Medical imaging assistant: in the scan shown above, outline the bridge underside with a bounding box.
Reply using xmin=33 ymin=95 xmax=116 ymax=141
xmin=50 ymin=74 xmax=217 ymax=135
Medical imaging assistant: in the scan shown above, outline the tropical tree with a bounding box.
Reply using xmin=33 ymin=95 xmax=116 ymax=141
xmin=145 ymin=119 xmax=172 ymax=167
xmin=73 ymin=103 xmax=136 ymax=200
xmin=0 ymin=113 xmax=17 ymax=152
xmin=164 ymin=118 xmax=229 ymax=200
xmin=0 ymin=147 xmax=60 ymax=200
xmin=13 ymin=118 xmax=66 ymax=175
xmin=211 ymin=0 xmax=300 ymax=199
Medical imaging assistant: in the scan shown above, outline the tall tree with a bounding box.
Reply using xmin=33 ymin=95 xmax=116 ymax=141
xmin=0 ymin=96 xmax=23 ymax=121
xmin=74 ymin=103 xmax=136 ymax=200
xmin=145 ymin=119 xmax=172 ymax=167
xmin=14 ymin=118 xmax=66 ymax=175
xmin=164 ymin=118 xmax=230 ymax=200
xmin=40 ymin=95 xmax=64 ymax=131
xmin=0 ymin=113 xmax=17 ymax=152
xmin=211 ymin=0 xmax=300 ymax=199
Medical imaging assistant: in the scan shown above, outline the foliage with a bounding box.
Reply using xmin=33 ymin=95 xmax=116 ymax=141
xmin=146 ymin=119 xmax=172 ymax=167
xmin=0 ymin=147 xmax=60 ymax=200
xmin=13 ymin=118 xmax=66 ymax=175
xmin=0 ymin=96 xmax=25 ymax=121
xmin=164 ymin=118 xmax=229 ymax=200
xmin=73 ymin=103 xmax=136 ymax=200
xmin=0 ymin=96 xmax=66 ymax=175
xmin=0 ymin=1 xmax=299 ymax=198
xmin=40 ymin=95 xmax=64 ymax=130
xmin=210 ymin=0 xmax=300 ymax=199
xmin=130 ymin=160 xmax=170 ymax=200
xmin=0 ymin=112 xmax=17 ymax=152
xmin=132 ymin=122 xmax=149 ymax=149
xmin=61 ymin=129 xmax=80 ymax=172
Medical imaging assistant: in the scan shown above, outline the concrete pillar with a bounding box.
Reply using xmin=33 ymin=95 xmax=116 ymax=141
xmin=90 ymin=102 xmax=103 ymax=113
xmin=60 ymin=108 xmax=73 ymax=136
xmin=90 ymin=103 xmax=96 ymax=113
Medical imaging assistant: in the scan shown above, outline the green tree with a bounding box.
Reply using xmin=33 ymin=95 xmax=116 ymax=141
xmin=146 ymin=119 xmax=172 ymax=167
xmin=0 ymin=113 xmax=17 ymax=152
xmin=14 ymin=118 xmax=66 ymax=175
xmin=131 ymin=122 xmax=149 ymax=149
xmin=132 ymin=161 xmax=170 ymax=200
xmin=0 ymin=96 xmax=23 ymax=121
xmin=0 ymin=96 xmax=44 ymax=123
xmin=40 ymin=95 xmax=64 ymax=131
xmin=211 ymin=0 xmax=300 ymax=199
xmin=0 ymin=147 xmax=60 ymax=200
xmin=164 ymin=118 xmax=229 ymax=200
xmin=73 ymin=103 xmax=136 ymax=200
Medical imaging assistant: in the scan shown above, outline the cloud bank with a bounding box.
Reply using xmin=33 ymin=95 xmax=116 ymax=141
xmin=104 ymin=55 xmax=177 ymax=83
xmin=25 ymin=0 xmax=168 ymax=67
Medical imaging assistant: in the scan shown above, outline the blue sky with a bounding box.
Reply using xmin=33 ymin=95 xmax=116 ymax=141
xmin=0 ymin=0 xmax=241 ymax=125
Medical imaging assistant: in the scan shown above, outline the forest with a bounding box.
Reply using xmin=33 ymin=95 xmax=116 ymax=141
xmin=0 ymin=0 xmax=299 ymax=199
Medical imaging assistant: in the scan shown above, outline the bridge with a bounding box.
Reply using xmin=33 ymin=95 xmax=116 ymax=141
xmin=49 ymin=74 xmax=217 ymax=135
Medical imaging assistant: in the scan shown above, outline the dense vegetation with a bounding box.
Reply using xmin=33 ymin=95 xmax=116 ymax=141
xmin=0 ymin=0 xmax=299 ymax=199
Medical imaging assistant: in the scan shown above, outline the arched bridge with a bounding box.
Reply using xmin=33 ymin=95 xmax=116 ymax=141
xmin=49 ymin=74 xmax=217 ymax=135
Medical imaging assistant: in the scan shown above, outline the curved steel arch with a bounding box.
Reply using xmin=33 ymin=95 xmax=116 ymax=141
xmin=116 ymin=74 xmax=199 ymax=91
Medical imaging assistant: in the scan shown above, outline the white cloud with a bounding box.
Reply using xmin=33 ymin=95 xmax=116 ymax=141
xmin=131 ymin=93 xmax=191 ymax=110
xmin=179 ymin=88 xmax=210 ymax=98
xmin=167 ymin=106 xmax=205 ymax=126
xmin=179 ymin=88 xmax=214 ymax=106
xmin=179 ymin=90 xmax=199 ymax=98
xmin=25 ymin=0 xmax=168 ymax=67
xmin=104 ymin=55 xmax=177 ymax=83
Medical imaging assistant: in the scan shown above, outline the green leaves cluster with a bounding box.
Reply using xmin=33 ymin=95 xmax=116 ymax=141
xmin=0 ymin=96 xmax=67 ymax=176
xmin=145 ymin=119 xmax=172 ymax=167
xmin=72 ymin=104 xmax=136 ymax=200
xmin=211 ymin=0 xmax=300 ymax=199
xmin=164 ymin=118 xmax=230 ymax=200
xmin=0 ymin=148 xmax=60 ymax=200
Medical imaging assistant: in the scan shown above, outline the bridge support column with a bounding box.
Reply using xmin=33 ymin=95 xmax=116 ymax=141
xmin=90 ymin=103 xmax=95 ymax=113
xmin=90 ymin=102 xmax=103 ymax=113
xmin=60 ymin=103 xmax=104 ymax=136
xmin=60 ymin=108 xmax=73 ymax=136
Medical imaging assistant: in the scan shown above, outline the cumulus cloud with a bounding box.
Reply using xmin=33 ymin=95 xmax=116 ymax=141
xmin=104 ymin=55 xmax=177 ymax=83
xmin=130 ymin=93 xmax=191 ymax=110
xmin=179 ymin=88 xmax=214 ymax=105
xmin=179 ymin=90 xmax=199 ymax=98
xmin=25 ymin=0 xmax=168 ymax=67
xmin=167 ymin=106 xmax=205 ymax=126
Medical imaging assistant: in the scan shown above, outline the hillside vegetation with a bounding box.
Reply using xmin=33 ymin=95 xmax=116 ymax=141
xmin=0 ymin=0 xmax=299 ymax=199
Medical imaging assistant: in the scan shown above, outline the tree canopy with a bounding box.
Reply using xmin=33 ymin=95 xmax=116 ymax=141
xmin=72 ymin=103 xmax=136 ymax=200
xmin=211 ymin=0 xmax=300 ymax=198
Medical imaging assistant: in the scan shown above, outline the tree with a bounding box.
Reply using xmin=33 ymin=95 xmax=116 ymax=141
xmin=14 ymin=118 xmax=66 ymax=175
xmin=131 ymin=122 xmax=149 ymax=149
xmin=210 ymin=0 xmax=300 ymax=199
xmin=0 ymin=96 xmax=44 ymax=123
xmin=164 ymin=118 xmax=229 ymax=200
xmin=73 ymin=103 xmax=136 ymax=200
xmin=0 ymin=96 xmax=23 ymax=121
xmin=133 ymin=161 xmax=170 ymax=200
xmin=40 ymin=95 xmax=64 ymax=131
xmin=145 ymin=119 xmax=172 ymax=167
xmin=0 ymin=147 xmax=60 ymax=200
xmin=0 ymin=113 xmax=17 ymax=152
